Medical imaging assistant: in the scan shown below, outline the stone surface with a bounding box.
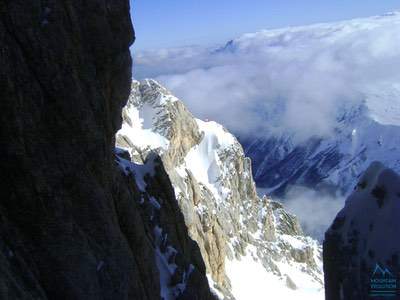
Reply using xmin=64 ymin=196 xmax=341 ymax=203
xmin=0 ymin=1 xmax=214 ymax=299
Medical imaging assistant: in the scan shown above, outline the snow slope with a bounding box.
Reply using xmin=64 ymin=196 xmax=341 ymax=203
xmin=226 ymin=245 xmax=323 ymax=300
xmin=177 ymin=119 xmax=236 ymax=206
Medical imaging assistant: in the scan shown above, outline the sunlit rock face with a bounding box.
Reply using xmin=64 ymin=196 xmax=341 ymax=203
xmin=117 ymin=79 xmax=324 ymax=300
xmin=324 ymin=162 xmax=400 ymax=300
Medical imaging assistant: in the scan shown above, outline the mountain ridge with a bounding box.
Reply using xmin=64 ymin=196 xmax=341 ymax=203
xmin=242 ymin=98 xmax=400 ymax=198
xmin=116 ymin=79 xmax=324 ymax=299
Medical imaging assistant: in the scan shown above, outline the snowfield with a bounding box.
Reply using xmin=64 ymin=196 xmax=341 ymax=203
xmin=225 ymin=247 xmax=324 ymax=300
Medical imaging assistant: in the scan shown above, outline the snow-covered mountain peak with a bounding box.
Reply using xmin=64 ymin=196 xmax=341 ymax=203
xmin=116 ymin=80 xmax=324 ymax=299
xmin=118 ymin=79 xmax=202 ymax=166
xmin=122 ymin=79 xmax=179 ymax=140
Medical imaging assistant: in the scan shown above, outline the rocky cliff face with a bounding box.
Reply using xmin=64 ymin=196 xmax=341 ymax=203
xmin=0 ymin=1 xmax=214 ymax=299
xmin=324 ymin=162 xmax=400 ymax=299
xmin=117 ymin=79 xmax=324 ymax=299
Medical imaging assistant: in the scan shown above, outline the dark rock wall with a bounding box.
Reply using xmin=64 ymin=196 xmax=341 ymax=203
xmin=323 ymin=163 xmax=400 ymax=300
xmin=0 ymin=1 xmax=214 ymax=299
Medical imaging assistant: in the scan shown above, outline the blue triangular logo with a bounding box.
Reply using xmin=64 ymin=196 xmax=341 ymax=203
xmin=372 ymin=263 xmax=394 ymax=278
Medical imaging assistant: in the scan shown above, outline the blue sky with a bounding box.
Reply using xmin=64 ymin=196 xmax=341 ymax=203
xmin=130 ymin=0 xmax=399 ymax=50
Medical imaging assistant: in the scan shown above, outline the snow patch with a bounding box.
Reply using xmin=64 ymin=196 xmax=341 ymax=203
xmin=182 ymin=119 xmax=236 ymax=204
xmin=225 ymin=246 xmax=324 ymax=300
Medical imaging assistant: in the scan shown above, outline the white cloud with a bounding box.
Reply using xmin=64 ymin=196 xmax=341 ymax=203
xmin=133 ymin=12 xmax=400 ymax=142
xmin=282 ymin=186 xmax=345 ymax=240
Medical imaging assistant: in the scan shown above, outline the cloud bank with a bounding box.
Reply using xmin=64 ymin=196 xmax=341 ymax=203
xmin=282 ymin=186 xmax=345 ymax=240
xmin=134 ymin=12 xmax=400 ymax=141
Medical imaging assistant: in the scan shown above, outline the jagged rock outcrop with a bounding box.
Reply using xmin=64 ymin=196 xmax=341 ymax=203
xmin=0 ymin=1 xmax=214 ymax=299
xmin=324 ymin=162 xmax=400 ymax=299
xmin=117 ymin=79 xmax=324 ymax=299
xmin=114 ymin=150 xmax=216 ymax=300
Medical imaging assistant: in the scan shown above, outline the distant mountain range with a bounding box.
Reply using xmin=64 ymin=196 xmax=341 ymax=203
xmin=134 ymin=11 xmax=400 ymax=199
xmin=241 ymin=96 xmax=400 ymax=197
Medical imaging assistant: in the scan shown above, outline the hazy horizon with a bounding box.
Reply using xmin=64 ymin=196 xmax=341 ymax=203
xmin=131 ymin=1 xmax=400 ymax=50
